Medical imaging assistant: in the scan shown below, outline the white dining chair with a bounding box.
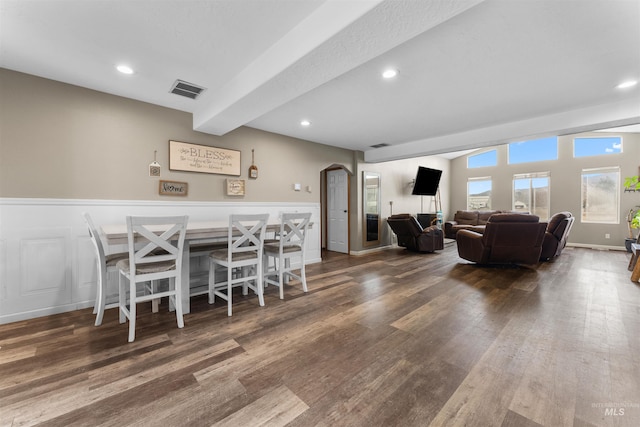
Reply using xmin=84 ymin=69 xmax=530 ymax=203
xmin=82 ymin=212 xmax=128 ymax=326
xmin=117 ymin=215 xmax=188 ymax=342
xmin=208 ymin=213 xmax=269 ymax=316
xmin=263 ymin=212 xmax=311 ymax=299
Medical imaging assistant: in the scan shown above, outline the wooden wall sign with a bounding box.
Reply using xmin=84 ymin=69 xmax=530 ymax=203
xmin=159 ymin=180 xmax=188 ymax=196
xmin=249 ymin=149 xmax=258 ymax=179
xmin=169 ymin=140 xmax=240 ymax=176
xmin=226 ymin=179 xmax=245 ymax=196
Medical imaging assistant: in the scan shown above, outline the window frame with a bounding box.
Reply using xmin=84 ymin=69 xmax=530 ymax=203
xmin=467 ymin=149 xmax=498 ymax=169
xmin=512 ymin=171 xmax=550 ymax=220
xmin=580 ymin=166 xmax=620 ymax=224
xmin=467 ymin=177 xmax=492 ymax=210
xmin=508 ymin=136 xmax=558 ymax=165
xmin=573 ymin=136 xmax=623 ymax=158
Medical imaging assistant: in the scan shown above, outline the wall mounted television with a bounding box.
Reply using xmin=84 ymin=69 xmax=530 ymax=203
xmin=411 ymin=166 xmax=442 ymax=196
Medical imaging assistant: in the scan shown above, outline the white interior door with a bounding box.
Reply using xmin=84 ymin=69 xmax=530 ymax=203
xmin=327 ymin=169 xmax=349 ymax=254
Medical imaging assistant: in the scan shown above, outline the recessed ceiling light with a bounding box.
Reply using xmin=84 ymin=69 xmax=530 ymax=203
xmin=382 ymin=69 xmax=398 ymax=79
xmin=116 ymin=64 xmax=134 ymax=75
xmin=300 ymin=120 xmax=311 ymax=126
xmin=616 ymin=80 xmax=637 ymax=89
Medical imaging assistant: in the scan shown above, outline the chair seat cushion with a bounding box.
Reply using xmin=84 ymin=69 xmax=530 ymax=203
xmin=264 ymin=243 xmax=302 ymax=254
xmin=105 ymin=252 xmax=128 ymax=267
xmin=116 ymin=259 xmax=176 ymax=274
xmin=190 ymin=242 xmax=228 ymax=254
xmin=209 ymin=248 xmax=258 ymax=262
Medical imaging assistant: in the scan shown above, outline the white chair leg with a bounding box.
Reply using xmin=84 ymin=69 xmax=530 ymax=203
xmin=227 ymin=266 xmax=233 ymax=317
xmin=300 ymin=262 xmax=308 ymax=293
xmin=284 ymin=258 xmax=291 ymax=285
xmin=208 ymin=259 xmax=216 ymax=304
xmin=93 ymin=293 xmax=99 ymax=314
xmin=118 ymin=273 xmax=126 ymax=324
xmin=95 ymin=267 xmax=107 ymax=326
xmin=128 ymin=278 xmax=136 ymax=342
xmin=150 ymin=280 xmax=160 ymax=313
xmin=279 ymin=257 xmax=285 ymax=300
xmin=241 ymin=267 xmax=250 ymax=295
xmin=174 ymin=277 xmax=184 ymax=329
xmin=93 ymin=261 xmax=101 ymax=315
xmin=262 ymin=254 xmax=269 ymax=288
xmin=257 ymin=259 xmax=265 ymax=306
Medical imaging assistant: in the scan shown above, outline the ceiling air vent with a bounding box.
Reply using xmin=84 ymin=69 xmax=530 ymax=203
xmin=370 ymin=143 xmax=390 ymax=148
xmin=170 ymin=80 xmax=206 ymax=99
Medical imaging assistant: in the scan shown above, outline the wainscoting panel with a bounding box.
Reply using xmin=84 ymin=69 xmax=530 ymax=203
xmin=0 ymin=198 xmax=321 ymax=324
xmin=20 ymin=230 xmax=71 ymax=297
xmin=76 ymin=235 xmax=99 ymax=305
xmin=0 ymin=238 xmax=6 ymax=302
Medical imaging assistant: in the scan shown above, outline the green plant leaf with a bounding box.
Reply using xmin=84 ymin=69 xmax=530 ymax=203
xmin=632 ymin=210 xmax=640 ymax=229
xmin=624 ymin=175 xmax=640 ymax=189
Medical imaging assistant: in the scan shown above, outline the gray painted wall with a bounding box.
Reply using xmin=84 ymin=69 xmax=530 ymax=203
xmin=351 ymin=151 xmax=451 ymax=252
xmin=0 ymin=68 xmax=354 ymax=203
xmin=450 ymin=133 xmax=640 ymax=248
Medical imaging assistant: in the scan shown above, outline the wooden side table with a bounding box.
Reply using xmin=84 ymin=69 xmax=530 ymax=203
xmin=628 ymin=243 xmax=639 ymax=270
xmin=630 ymin=243 xmax=640 ymax=282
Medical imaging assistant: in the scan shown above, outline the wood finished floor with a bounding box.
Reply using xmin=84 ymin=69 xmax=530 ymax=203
xmin=1 ymin=245 xmax=640 ymax=426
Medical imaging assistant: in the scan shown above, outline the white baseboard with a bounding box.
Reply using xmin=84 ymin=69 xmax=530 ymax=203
xmin=0 ymin=301 xmax=94 ymax=325
xmin=566 ymin=242 xmax=626 ymax=251
xmin=350 ymin=244 xmax=395 ymax=256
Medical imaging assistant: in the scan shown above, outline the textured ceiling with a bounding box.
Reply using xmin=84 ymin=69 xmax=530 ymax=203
xmin=1 ymin=0 xmax=639 ymax=162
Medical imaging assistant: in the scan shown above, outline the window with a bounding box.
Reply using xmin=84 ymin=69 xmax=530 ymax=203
xmin=513 ymin=172 xmax=550 ymax=219
xmin=468 ymin=150 xmax=497 ymax=168
xmin=574 ymin=136 xmax=622 ymax=157
xmin=508 ymin=136 xmax=558 ymax=164
xmin=581 ymin=167 xmax=620 ymax=224
xmin=467 ymin=177 xmax=492 ymax=210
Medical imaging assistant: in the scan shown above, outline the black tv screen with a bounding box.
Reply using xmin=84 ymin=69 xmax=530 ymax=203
xmin=411 ymin=167 xmax=442 ymax=196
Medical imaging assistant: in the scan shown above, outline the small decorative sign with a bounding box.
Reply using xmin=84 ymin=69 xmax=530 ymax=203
xmin=159 ymin=180 xmax=188 ymax=196
xmin=226 ymin=179 xmax=245 ymax=196
xmin=249 ymin=149 xmax=258 ymax=179
xmin=149 ymin=163 xmax=161 ymax=177
xmin=169 ymin=140 xmax=240 ymax=176
xmin=149 ymin=150 xmax=161 ymax=177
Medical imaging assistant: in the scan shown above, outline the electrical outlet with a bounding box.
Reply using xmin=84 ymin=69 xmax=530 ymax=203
xmin=605 ymin=233 xmax=610 ymax=239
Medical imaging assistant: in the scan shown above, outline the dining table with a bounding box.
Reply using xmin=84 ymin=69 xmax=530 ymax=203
xmin=101 ymin=219 xmax=294 ymax=314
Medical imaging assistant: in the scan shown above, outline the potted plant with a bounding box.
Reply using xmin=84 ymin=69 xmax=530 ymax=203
xmin=623 ymin=174 xmax=640 ymax=251
xmin=625 ymin=207 xmax=640 ymax=252
xmin=624 ymin=175 xmax=640 ymax=192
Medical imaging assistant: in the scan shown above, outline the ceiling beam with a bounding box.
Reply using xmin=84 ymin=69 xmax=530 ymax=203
xmin=193 ymin=0 xmax=485 ymax=136
xmin=364 ymin=96 xmax=640 ymax=162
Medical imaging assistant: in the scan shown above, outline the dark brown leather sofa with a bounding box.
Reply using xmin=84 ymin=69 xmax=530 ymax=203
xmin=444 ymin=210 xmax=525 ymax=239
xmin=387 ymin=214 xmax=444 ymax=253
xmin=540 ymin=211 xmax=574 ymax=261
xmin=456 ymin=213 xmax=547 ymax=265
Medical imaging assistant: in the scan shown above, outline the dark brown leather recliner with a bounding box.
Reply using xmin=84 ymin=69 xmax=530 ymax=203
xmin=456 ymin=213 xmax=547 ymax=265
xmin=387 ymin=214 xmax=444 ymax=253
xmin=540 ymin=211 xmax=574 ymax=261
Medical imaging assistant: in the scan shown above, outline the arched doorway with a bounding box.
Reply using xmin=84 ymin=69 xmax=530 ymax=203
xmin=321 ymin=164 xmax=352 ymax=254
